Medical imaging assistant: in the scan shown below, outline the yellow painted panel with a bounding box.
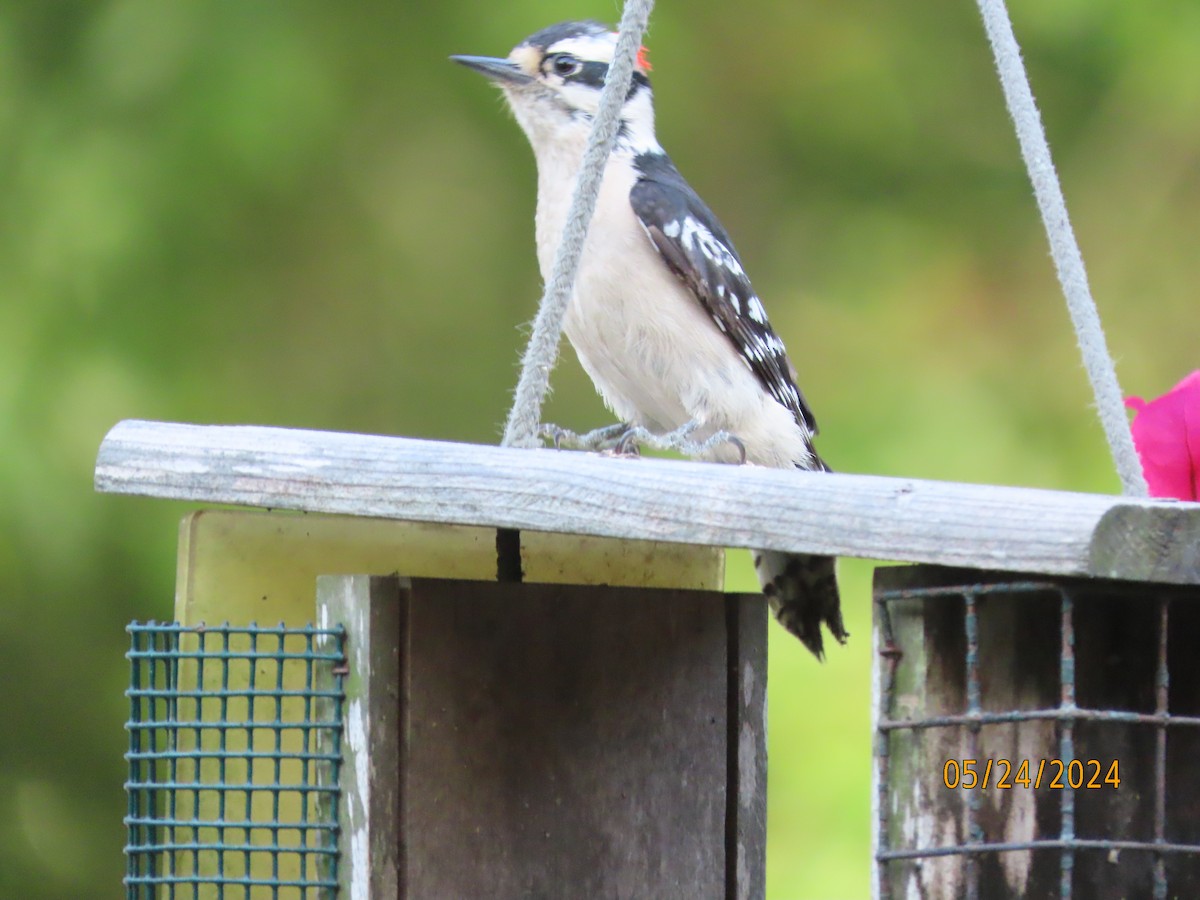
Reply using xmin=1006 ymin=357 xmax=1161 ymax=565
xmin=176 ymin=508 xmax=727 ymax=626
xmin=521 ymin=531 xmax=724 ymax=590
xmin=175 ymin=509 xmax=496 ymax=626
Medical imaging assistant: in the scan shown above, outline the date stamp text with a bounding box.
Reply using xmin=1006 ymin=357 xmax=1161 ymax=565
xmin=942 ymin=759 xmax=1120 ymax=790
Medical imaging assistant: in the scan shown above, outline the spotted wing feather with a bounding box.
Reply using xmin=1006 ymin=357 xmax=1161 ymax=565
xmin=629 ymin=152 xmax=817 ymax=436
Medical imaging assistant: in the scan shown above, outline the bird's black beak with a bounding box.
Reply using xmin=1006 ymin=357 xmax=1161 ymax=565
xmin=450 ymin=55 xmax=534 ymax=86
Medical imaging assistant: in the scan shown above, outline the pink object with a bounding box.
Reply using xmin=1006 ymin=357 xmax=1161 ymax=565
xmin=1125 ymin=370 xmax=1200 ymax=501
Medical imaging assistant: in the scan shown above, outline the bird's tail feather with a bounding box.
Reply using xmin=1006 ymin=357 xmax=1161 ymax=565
xmin=755 ymin=549 xmax=847 ymax=660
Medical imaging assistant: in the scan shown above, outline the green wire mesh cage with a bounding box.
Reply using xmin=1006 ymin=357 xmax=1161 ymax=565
xmin=125 ymin=623 xmax=347 ymax=899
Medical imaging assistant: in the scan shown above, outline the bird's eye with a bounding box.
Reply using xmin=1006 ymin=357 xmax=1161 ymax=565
xmin=550 ymin=54 xmax=582 ymax=77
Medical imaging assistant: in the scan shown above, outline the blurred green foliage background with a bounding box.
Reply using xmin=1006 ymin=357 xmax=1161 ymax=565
xmin=1 ymin=1 xmax=1196 ymax=897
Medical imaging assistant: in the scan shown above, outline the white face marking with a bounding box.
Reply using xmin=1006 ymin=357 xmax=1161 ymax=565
xmin=545 ymin=32 xmax=618 ymax=63
xmin=557 ymin=81 xmax=604 ymax=117
xmin=614 ymin=86 xmax=660 ymax=155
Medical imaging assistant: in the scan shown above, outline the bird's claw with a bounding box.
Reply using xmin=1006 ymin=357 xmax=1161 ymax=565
xmin=716 ymin=433 xmax=748 ymax=465
xmin=537 ymin=423 xmax=567 ymax=450
xmin=538 ymin=422 xmax=629 ymax=452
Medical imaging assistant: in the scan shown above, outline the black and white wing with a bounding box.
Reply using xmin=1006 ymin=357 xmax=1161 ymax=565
xmin=629 ymin=151 xmax=818 ymax=436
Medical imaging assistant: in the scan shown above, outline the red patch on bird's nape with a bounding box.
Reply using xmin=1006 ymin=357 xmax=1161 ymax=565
xmin=636 ymin=44 xmax=652 ymax=71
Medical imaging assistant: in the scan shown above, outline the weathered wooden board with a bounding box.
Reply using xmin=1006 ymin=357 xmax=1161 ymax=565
xmin=318 ymin=574 xmax=768 ymax=900
xmin=96 ymin=419 xmax=1200 ymax=584
xmin=730 ymin=593 xmax=768 ymax=900
xmin=317 ymin=575 xmax=401 ymax=900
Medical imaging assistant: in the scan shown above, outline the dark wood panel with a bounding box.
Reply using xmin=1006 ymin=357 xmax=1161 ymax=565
xmin=398 ymin=577 xmax=761 ymax=900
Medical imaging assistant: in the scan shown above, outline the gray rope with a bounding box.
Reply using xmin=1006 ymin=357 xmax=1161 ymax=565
xmin=976 ymin=0 xmax=1148 ymax=496
xmin=501 ymin=0 xmax=657 ymax=448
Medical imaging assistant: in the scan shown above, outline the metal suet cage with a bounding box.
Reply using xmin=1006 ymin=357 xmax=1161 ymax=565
xmin=874 ymin=567 xmax=1200 ymax=899
xmin=125 ymin=623 xmax=347 ymax=899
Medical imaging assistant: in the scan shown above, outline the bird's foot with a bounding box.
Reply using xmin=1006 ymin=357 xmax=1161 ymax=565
xmin=612 ymin=421 xmax=747 ymax=464
xmin=539 ymin=420 xmax=745 ymax=464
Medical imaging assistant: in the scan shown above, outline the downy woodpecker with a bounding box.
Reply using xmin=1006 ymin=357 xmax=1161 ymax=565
xmin=452 ymin=21 xmax=847 ymax=659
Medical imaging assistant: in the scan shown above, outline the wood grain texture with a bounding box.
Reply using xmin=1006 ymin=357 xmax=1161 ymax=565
xmin=95 ymin=419 xmax=1200 ymax=584
xmin=398 ymin=578 xmax=742 ymax=900
xmin=728 ymin=594 xmax=767 ymax=900
xmin=316 ymin=575 xmax=402 ymax=900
